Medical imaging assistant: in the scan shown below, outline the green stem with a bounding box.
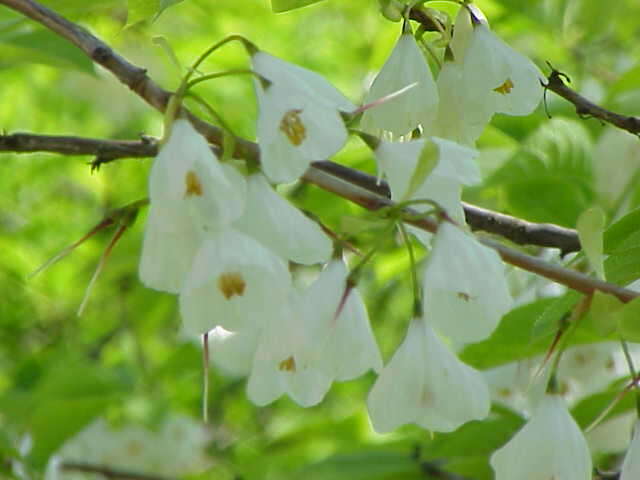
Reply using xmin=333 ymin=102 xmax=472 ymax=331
xmin=184 ymin=35 xmax=252 ymax=85
xmin=187 ymin=68 xmax=261 ymax=90
xmin=398 ymin=222 xmax=423 ymax=317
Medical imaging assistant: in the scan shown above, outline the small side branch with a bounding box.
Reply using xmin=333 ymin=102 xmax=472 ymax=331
xmin=545 ymin=69 xmax=640 ymax=136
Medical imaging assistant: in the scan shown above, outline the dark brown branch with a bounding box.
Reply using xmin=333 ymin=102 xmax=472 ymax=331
xmin=61 ymin=461 xmax=178 ymax=480
xmin=545 ymin=69 xmax=640 ymax=136
xmin=2 ymin=0 xmax=639 ymax=304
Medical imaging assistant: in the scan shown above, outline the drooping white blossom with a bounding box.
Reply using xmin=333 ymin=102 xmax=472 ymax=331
xmin=252 ymin=51 xmax=354 ymax=183
xmin=490 ymin=394 xmax=592 ymax=480
xmin=367 ymin=319 xmax=490 ymax=433
xmin=138 ymin=205 xmax=203 ymax=294
xmin=247 ymin=259 xmax=382 ymax=406
xmin=234 ymin=173 xmax=332 ymax=264
xmin=374 ymin=136 xmax=480 ymax=223
xmin=422 ymin=222 xmax=512 ymax=344
xmin=148 ymin=118 xmax=246 ymax=231
xmin=456 ymin=7 xmax=544 ymax=118
xmin=207 ymin=326 xmax=261 ymax=378
xmin=179 ymin=228 xmax=291 ymax=335
xmin=360 ymin=24 xmax=438 ymax=136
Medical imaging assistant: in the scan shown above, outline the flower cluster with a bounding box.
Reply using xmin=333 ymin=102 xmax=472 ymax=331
xmin=135 ymin=3 xmax=585 ymax=465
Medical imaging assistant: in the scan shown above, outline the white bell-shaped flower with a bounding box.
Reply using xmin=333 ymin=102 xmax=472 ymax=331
xmin=374 ymin=137 xmax=480 ymax=223
xmin=423 ymin=222 xmax=512 ymax=344
xmin=360 ymin=25 xmax=439 ymax=136
xmin=432 ymin=59 xmax=492 ymax=146
xmin=490 ymin=394 xmax=592 ymax=480
xmin=234 ymin=173 xmax=332 ymax=264
xmin=252 ymin=51 xmax=355 ymax=113
xmin=460 ymin=13 xmax=543 ymax=117
xmin=207 ymin=326 xmax=260 ymax=378
xmin=148 ymin=118 xmax=246 ymax=231
xmin=138 ymin=204 xmax=204 ymax=294
xmin=367 ymin=318 xmax=490 ymax=433
xmin=179 ymin=228 xmax=291 ymax=335
xmin=252 ymin=51 xmax=354 ymax=183
xmin=621 ymin=420 xmax=640 ymax=480
xmin=247 ymin=259 xmax=382 ymax=406
xmin=247 ymin=291 xmax=333 ymax=407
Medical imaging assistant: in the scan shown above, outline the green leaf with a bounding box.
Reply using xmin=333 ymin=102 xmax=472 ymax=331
xmin=127 ymin=0 xmax=183 ymax=26
xmin=583 ymin=291 xmax=625 ymax=336
xmin=404 ymin=141 xmax=438 ymax=201
xmin=296 ymin=450 xmax=418 ymax=480
xmin=616 ymin=297 xmax=640 ymax=342
xmin=272 ymin=0 xmax=326 ymax=13
xmin=604 ymin=207 xmax=640 ymax=254
xmin=571 ymin=380 xmax=634 ymax=429
xmin=604 ymin=246 xmax=640 ymax=286
xmin=460 ymin=293 xmax=599 ymax=370
xmin=0 ymin=28 xmax=94 ymax=73
xmin=576 ymin=206 xmax=606 ymax=280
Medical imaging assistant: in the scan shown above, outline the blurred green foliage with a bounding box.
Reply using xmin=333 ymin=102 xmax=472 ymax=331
xmin=2 ymin=0 xmax=640 ymax=479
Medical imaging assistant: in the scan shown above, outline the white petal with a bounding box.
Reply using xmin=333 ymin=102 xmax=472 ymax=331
xmin=423 ymin=222 xmax=512 ymax=343
xmin=621 ymin=420 xmax=640 ymax=480
xmin=247 ymin=296 xmax=333 ymax=407
xmin=179 ymin=229 xmax=291 ymax=335
xmin=490 ymin=394 xmax=592 ymax=480
xmin=462 ymin=24 xmax=543 ymax=117
xmin=149 ymin=119 xmax=246 ymax=230
xmin=300 ymin=259 xmax=383 ymax=381
xmin=368 ymin=319 xmax=490 ymax=433
xmin=252 ymin=51 xmax=355 ymax=112
xmin=138 ymin=205 xmax=203 ymax=294
xmin=208 ymin=326 xmax=260 ymax=377
xmin=430 ymin=137 xmax=481 ymax=185
xmin=257 ymin=84 xmax=348 ymax=183
xmin=361 ymin=33 xmax=439 ymax=136
xmin=234 ymin=173 xmax=332 ymax=264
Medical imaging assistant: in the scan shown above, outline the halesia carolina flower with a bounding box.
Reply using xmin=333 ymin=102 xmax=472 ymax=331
xmin=252 ymin=51 xmax=355 ymax=183
xmin=148 ymin=118 xmax=246 ymax=231
xmin=206 ymin=326 xmax=261 ymax=378
xmin=247 ymin=258 xmax=382 ymax=406
xmin=490 ymin=394 xmax=592 ymax=480
xmin=360 ymin=24 xmax=439 ymax=137
xmin=621 ymin=420 xmax=640 ymax=480
xmin=374 ymin=136 xmax=480 ymax=223
xmin=179 ymin=228 xmax=291 ymax=335
xmin=138 ymin=204 xmax=204 ymax=294
xmin=423 ymin=222 xmax=512 ymax=344
xmin=234 ymin=173 xmax=332 ymax=264
xmin=367 ymin=318 xmax=490 ymax=433
xmin=459 ymin=8 xmax=544 ymax=117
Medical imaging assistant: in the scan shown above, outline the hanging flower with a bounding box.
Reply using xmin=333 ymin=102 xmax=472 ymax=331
xmin=206 ymin=326 xmax=261 ymax=378
xmin=138 ymin=204 xmax=204 ymax=294
xmin=455 ymin=7 xmax=543 ymax=118
xmin=179 ymin=228 xmax=291 ymax=336
xmin=251 ymin=51 xmax=355 ymax=183
xmin=373 ymin=136 xmax=480 ymax=223
xmin=422 ymin=222 xmax=512 ymax=344
xmin=233 ymin=173 xmax=332 ymax=264
xmin=247 ymin=258 xmax=382 ymax=406
xmin=367 ymin=318 xmax=490 ymax=433
xmin=360 ymin=22 xmax=439 ymax=136
xmin=621 ymin=420 xmax=640 ymax=480
xmin=148 ymin=118 xmax=246 ymax=232
xmin=490 ymin=394 xmax=592 ymax=480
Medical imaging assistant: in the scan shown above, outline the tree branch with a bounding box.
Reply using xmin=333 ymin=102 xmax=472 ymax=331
xmin=2 ymin=0 xmax=638 ymax=304
xmin=0 ymin=132 xmax=581 ymax=254
xmin=545 ymin=68 xmax=640 ymax=136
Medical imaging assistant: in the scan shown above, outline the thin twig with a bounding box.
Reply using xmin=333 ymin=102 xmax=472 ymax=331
xmin=545 ymin=68 xmax=640 ymax=136
xmin=2 ymin=0 xmax=638 ymax=304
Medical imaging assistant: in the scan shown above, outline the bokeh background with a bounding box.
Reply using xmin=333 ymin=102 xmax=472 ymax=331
xmin=2 ymin=0 xmax=640 ymax=478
